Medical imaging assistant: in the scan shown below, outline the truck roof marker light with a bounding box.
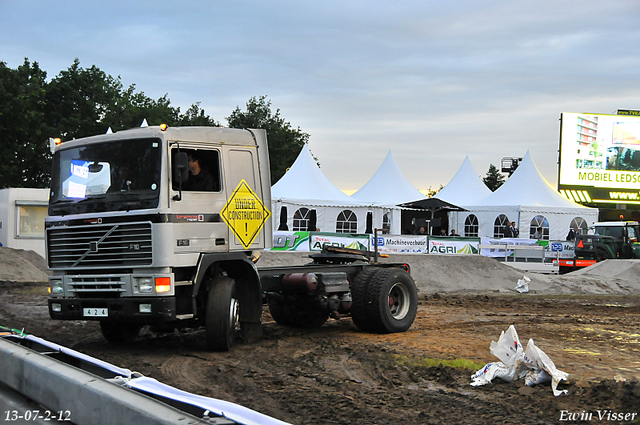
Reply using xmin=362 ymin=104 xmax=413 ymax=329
xmin=155 ymin=277 xmax=171 ymax=293
xmin=160 ymin=123 xmax=168 ymax=131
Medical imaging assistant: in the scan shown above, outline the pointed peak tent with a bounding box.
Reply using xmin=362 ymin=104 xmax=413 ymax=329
xmin=272 ymin=145 xmax=366 ymax=206
xmin=476 ymin=150 xmax=588 ymax=208
xmin=436 ymin=155 xmax=492 ymax=207
xmin=271 ymin=145 xmax=401 ymax=234
xmin=351 ymin=150 xmax=425 ymax=205
xmin=447 ymin=151 xmax=598 ymax=240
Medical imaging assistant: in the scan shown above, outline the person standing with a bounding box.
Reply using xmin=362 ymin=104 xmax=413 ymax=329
xmin=504 ymin=223 xmax=514 ymax=238
xmin=533 ymin=227 xmax=542 ymax=239
xmin=566 ymin=227 xmax=578 ymax=241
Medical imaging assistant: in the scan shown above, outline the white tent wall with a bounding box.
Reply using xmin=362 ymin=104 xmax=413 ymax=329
xmin=448 ymin=206 xmax=598 ymax=240
xmin=272 ymin=200 xmax=401 ymax=235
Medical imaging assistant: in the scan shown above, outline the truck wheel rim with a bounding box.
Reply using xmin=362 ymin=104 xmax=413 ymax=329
xmin=388 ymin=282 xmax=410 ymax=320
xmin=230 ymin=298 xmax=241 ymax=332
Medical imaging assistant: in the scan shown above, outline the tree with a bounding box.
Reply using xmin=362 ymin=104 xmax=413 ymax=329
xmin=45 ymin=59 xmax=123 ymax=140
xmin=226 ymin=96 xmax=310 ymax=184
xmin=483 ymin=164 xmax=506 ymax=191
xmin=0 ymin=59 xmax=51 ymax=188
xmin=0 ymin=58 xmax=221 ymax=188
xmin=425 ymin=185 xmax=444 ymax=198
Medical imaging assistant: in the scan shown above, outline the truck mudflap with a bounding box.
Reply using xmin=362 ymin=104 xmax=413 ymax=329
xmin=48 ymin=297 xmax=176 ymax=323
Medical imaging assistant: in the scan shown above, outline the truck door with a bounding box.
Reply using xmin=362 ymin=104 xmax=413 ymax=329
xmin=170 ymin=147 xmax=228 ymax=254
xmin=222 ymin=147 xmax=267 ymax=250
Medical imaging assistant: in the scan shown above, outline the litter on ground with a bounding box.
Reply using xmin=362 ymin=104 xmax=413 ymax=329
xmin=471 ymin=325 xmax=568 ymax=396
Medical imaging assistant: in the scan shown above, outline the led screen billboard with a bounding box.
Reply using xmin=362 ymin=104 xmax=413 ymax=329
xmin=558 ymin=112 xmax=640 ymax=205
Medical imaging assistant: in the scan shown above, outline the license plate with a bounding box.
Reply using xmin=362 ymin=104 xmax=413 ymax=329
xmin=83 ymin=308 xmax=108 ymax=317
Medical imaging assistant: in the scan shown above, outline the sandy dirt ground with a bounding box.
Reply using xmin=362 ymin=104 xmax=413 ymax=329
xmin=1 ymin=248 xmax=639 ymax=424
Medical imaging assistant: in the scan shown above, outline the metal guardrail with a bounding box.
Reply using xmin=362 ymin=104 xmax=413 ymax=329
xmin=478 ymin=243 xmax=559 ymax=274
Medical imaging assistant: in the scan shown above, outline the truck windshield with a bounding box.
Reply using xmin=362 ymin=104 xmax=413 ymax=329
xmin=49 ymin=138 xmax=162 ymax=215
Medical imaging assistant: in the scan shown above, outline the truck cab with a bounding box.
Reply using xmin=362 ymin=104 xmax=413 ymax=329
xmin=47 ymin=126 xmax=272 ymax=350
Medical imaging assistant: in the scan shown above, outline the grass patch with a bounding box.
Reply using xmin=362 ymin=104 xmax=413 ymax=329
xmin=394 ymin=354 xmax=484 ymax=371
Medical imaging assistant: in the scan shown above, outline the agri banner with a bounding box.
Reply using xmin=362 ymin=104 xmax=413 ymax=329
xmin=309 ymin=232 xmax=370 ymax=252
xmin=480 ymin=237 xmax=538 ymax=258
xmin=271 ymin=231 xmax=311 ymax=251
xmin=370 ymin=235 xmax=428 ymax=254
xmin=428 ymin=236 xmax=480 ymax=255
xmin=536 ymin=240 xmax=576 ymax=260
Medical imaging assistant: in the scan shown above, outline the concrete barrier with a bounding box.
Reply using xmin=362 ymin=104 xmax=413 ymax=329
xmin=0 ymin=338 xmax=210 ymax=425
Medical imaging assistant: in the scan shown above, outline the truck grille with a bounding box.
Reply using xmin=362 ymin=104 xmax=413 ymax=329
xmin=69 ymin=276 xmax=126 ymax=298
xmin=47 ymin=223 xmax=153 ymax=269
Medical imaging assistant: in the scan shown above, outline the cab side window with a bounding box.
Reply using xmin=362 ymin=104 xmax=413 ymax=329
xmin=172 ymin=149 xmax=221 ymax=192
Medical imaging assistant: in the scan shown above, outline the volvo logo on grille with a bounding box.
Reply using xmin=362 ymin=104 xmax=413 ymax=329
xmin=89 ymin=242 xmax=99 ymax=253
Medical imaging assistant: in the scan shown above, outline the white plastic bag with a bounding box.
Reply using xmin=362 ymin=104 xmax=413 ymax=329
xmin=471 ymin=325 xmax=523 ymax=386
xmin=515 ymin=275 xmax=531 ymax=293
xmin=470 ymin=326 xmax=568 ymax=396
xmin=489 ymin=325 xmax=523 ymax=367
xmin=522 ymin=338 xmax=569 ymax=396
xmin=470 ymin=361 xmax=519 ymax=386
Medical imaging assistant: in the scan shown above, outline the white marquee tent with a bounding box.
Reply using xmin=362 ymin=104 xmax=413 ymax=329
xmin=436 ymin=155 xmax=492 ymax=206
xmin=271 ymin=146 xmax=400 ymax=234
xmin=351 ymin=151 xmax=426 ymax=205
xmin=447 ymin=151 xmax=599 ymax=240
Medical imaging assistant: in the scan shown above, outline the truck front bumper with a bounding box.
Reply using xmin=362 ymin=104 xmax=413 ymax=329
xmin=48 ymin=297 xmax=177 ymax=323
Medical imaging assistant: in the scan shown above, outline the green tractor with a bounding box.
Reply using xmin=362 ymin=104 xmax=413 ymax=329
xmin=575 ymin=221 xmax=640 ymax=263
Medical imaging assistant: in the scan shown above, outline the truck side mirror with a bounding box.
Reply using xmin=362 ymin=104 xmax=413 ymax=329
xmin=174 ymin=152 xmax=189 ymax=183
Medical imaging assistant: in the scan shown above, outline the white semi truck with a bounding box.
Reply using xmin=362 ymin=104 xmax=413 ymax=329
xmin=46 ymin=125 xmax=418 ymax=350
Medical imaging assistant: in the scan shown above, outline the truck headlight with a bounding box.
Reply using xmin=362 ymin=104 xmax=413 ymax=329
xmin=49 ymin=279 xmax=63 ymax=295
xmin=136 ymin=277 xmax=154 ymax=293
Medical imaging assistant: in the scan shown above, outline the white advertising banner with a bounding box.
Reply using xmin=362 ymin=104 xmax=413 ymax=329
xmin=309 ymin=233 xmax=370 ymax=251
xmin=370 ymin=235 xmax=428 ymax=254
xmin=428 ymin=237 xmax=480 ymax=255
xmin=536 ymin=240 xmax=576 ymax=259
xmin=480 ymin=237 xmax=539 ymax=257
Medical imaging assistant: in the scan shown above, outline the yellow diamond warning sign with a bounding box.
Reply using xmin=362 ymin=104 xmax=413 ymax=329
xmin=221 ymin=179 xmax=271 ymax=249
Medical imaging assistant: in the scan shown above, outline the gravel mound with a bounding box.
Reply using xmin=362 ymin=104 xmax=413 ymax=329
xmin=0 ymin=248 xmax=48 ymax=283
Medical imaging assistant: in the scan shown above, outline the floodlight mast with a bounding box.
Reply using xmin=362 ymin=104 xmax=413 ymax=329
xmin=501 ymin=157 xmax=523 ymax=177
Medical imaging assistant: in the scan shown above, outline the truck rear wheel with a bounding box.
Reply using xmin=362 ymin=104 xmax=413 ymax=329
xmin=350 ymin=268 xmax=378 ymax=332
xmin=205 ymin=276 xmax=240 ymax=351
xmin=364 ymin=268 xmax=418 ymax=333
xmin=100 ymin=321 xmax=142 ymax=343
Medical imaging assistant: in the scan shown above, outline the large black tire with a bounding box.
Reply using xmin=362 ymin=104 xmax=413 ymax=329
xmin=267 ymin=294 xmax=329 ymax=328
xmin=595 ymin=248 xmax=612 ymax=262
xmin=350 ymin=267 xmax=378 ymax=332
xmin=205 ymin=276 xmax=240 ymax=351
xmin=100 ymin=321 xmax=142 ymax=343
xmin=364 ymin=268 xmax=418 ymax=334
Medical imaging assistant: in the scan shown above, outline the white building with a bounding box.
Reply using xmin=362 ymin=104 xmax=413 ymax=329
xmin=0 ymin=188 xmax=49 ymax=257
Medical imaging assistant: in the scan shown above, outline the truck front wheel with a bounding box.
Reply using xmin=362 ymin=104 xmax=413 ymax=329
xmin=205 ymin=276 xmax=240 ymax=351
xmin=365 ymin=268 xmax=418 ymax=334
xmin=100 ymin=321 xmax=142 ymax=343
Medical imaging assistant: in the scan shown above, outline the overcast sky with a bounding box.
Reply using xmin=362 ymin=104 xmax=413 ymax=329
xmin=2 ymin=1 xmax=639 ymax=193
